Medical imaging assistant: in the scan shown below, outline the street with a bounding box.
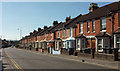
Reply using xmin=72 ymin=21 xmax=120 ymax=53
xmin=2 ymin=47 xmax=118 ymax=71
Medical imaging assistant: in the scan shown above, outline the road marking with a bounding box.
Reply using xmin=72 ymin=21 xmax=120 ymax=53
xmin=2 ymin=49 xmax=16 ymax=70
xmin=4 ymin=51 xmax=23 ymax=71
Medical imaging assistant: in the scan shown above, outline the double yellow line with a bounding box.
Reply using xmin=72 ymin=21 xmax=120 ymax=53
xmin=5 ymin=51 xmax=23 ymax=71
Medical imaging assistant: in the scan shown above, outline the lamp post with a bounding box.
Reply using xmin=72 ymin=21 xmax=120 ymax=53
xmin=17 ymin=28 xmax=22 ymax=40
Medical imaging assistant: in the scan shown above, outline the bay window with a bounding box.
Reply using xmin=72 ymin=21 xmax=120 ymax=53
xmin=96 ymin=37 xmax=110 ymax=52
xmin=77 ymin=39 xmax=80 ymax=50
xmin=115 ymin=34 xmax=120 ymax=51
xmin=76 ymin=38 xmax=86 ymax=50
xmin=98 ymin=39 xmax=102 ymax=51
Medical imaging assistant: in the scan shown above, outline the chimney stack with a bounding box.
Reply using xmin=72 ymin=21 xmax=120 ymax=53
xmin=44 ymin=26 xmax=48 ymax=29
xmin=89 ymin=3 xmax=99 ymax=12
xmin=30 ymin=32 xmax=33 ymax=35
xmin=53 ymin=21 xmax=58 ymax=26
xmin=33 ymin=30 xmax=37 ymax=33
xmin=38 ymin=27 xmax=42 ymax=31
xmin=65 ymin=16 xmax=71 ymax=22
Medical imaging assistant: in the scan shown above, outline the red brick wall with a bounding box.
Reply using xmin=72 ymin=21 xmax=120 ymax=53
xmin=83 ymin=20 xmax=101 ymax=36
xmin=43 ymin=34 xmax=45 ymax=40
xmin=75 ymin=12 xmax=119 ymax=49
xmin=56 ymin=31 xmax=58 ymax=39
xmin=60 ymin=30 xmax=62 ymax=38
xmin=63 ymin=30 xmax=65 ymax=39
xmin=53 ymin=33 xmax=55 ymax=40
xmin=76 ymin=24 xmax=80 ymax=36
xmin=113 ymin=13 xmax=119 ymax=31
xmin=67 ymin=29 xmax=70 ymax=38
xmin=73 ymin=28 xmax=76 ymax=38
xmin=76 ymin=13 xmax=119 ymax=37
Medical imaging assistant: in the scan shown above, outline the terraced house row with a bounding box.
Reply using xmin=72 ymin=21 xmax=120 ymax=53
xmin=20 ymin=2 xmax=120 ymax=58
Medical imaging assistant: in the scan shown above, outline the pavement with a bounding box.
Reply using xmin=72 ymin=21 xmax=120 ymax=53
xmin=2 ymin=47 xmax=120 ymax=71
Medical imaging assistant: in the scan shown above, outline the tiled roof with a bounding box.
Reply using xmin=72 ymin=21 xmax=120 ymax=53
xmin=48 ymin=22 xmax=65 ymax=33
xmin=95 ymin=32 xmax=111 ymax=37
xmin=65 ymin=1 xmax=120 ymax=28
xmin=38 ymin=28 xmax=49 ymax=36
xmin=75 ymin=34 xmax=86 ymax=38
xmin=54 ymin=38 xmax=62 ymax=40
xmin=41 ymin=26 xmax=53 ymax=34
xmin=65 ymin=15 xmax=82 ymax=28
xmin=48 ymin=16 xmax=78 ymax=33
xmin=113 ymin=28 xmax=120 ymax=34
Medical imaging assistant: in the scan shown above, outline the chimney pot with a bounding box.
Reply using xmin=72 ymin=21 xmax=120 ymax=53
xmin=65 ymin=16 xmax=71 ymax=22
xmin=44 ymin=26 xmax=48 ymax=29
xmin=38 ymin=28 xmax=41 ymax=31
xmin=53 ymin=21 xmax=58 ymax=26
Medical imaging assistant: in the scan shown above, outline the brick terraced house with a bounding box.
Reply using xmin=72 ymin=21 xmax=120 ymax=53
xmin=21 ymin=1 xmax=120 ymax=57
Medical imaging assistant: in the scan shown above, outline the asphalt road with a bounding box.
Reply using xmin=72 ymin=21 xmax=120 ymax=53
xmin=2 ymin=47 xmax=118 ymax=70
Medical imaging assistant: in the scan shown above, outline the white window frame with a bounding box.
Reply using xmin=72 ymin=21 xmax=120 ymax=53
xmin=70 ymin=27 xmax=73 ymax=37
xmin=97 ymin=38 xmax=103 ymax=52
xmin=92 ymin=19 xmax=95 ymax=33
xmin=51 ymin=33 xmax=53 ymax=40
xmin=96 ymin=37 xmax=110 ymax=52
xmin=87 ymin=21 xmax=90 ymax=33
xmin=114 ymin=34 xmax=120 ymax=52
xmin=80 ymin=23 xmax=83 ymax=34
xmin=101 ymin=17 xmax=106 ymax=32
xmin=67 ymin=41 xmax=69 ymax=49
xmin=76 ymin=39 xmax=80 ymax=50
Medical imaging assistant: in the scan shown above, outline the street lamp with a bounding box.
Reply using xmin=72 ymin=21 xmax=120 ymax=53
xmin=17 ymin=28 xmax=22 ymax=40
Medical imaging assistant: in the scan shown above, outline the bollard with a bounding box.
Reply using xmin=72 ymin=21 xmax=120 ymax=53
xmin=91 ymin=48 xmax=95 ymax=59
xmin=114 ymin=48 xmax=119 ymax=61
xmin=30 ymin=47 xmax=31 ymax=50
xmin=36 ymin=48 xmax=38 ymax=51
